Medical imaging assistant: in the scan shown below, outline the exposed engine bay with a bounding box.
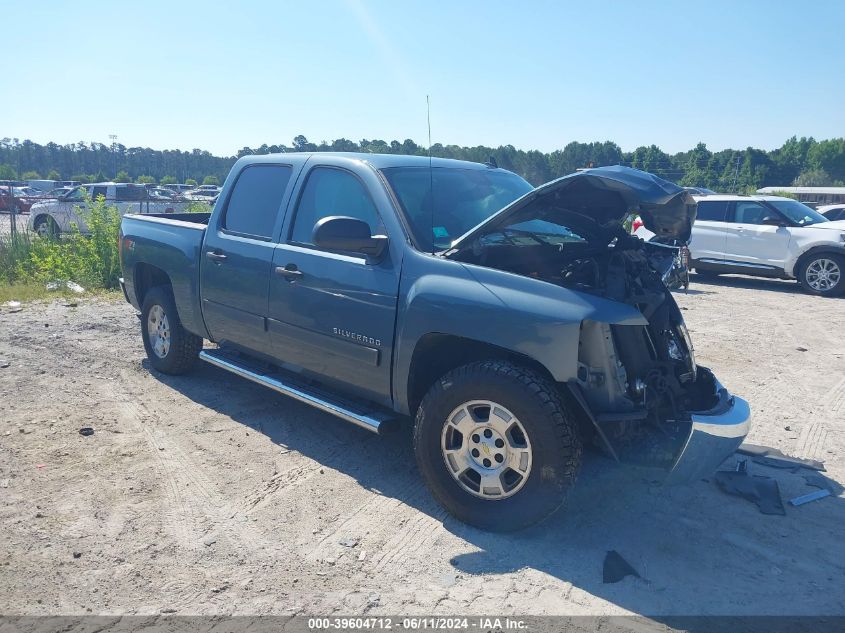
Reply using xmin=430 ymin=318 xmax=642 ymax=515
xmin=448 ymin=189 xmax=718 ymax=466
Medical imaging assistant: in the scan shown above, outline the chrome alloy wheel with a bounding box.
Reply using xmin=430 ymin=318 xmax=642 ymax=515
xmin=441 ymin=400 xmax=533 ymax=499
xmin=806 ymin=258 xmax=841 ymax=292
xmin=147 ymin=304 xmax=171 ymax=358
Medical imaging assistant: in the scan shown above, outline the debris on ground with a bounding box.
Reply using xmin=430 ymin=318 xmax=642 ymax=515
xmin=713 ymin=470 xmax=786 ymax=515
xmin=339 ymin=537 xmax=359 ymax=548
xmin=803 ymin=473 xmax=834 ymax=491
xmin=602 ymin=550 xmax=641 ymax=584
xmin=78 ymin=427 xmax=94 ymax=437
xmin=789 ymin=489 xmax=832 ymax=507
xmin=796 ymin=347 xmax=808 ymax=352
xmin=46 ymin=280 xmax=85 ymax=294
xmin=0 ymin=360 xmax=9 ymax=369
xmin=736 ymin=443 xmax=825 ymax=472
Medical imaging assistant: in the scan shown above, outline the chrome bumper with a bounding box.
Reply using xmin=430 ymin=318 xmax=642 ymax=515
xmin=665 ymin=375 xmax=751 ymax=484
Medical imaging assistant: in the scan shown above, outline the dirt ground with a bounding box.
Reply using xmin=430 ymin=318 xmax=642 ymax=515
xmin=1 ymin=274 xmax=843 ymax=618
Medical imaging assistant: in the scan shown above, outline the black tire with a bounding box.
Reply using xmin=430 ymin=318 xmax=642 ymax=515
xmin=33 ymin=215 xmax=59 ymax=238
xmin=797 ymin=253 xmax=845 ymax=297
xmin=140 ymin=285 xmax=202 ymax=374
xmin=413 ymin=360 xmax=582 ymax=532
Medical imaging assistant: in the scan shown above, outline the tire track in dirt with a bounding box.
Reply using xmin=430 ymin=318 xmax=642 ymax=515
xmin=109 ymin=370 xmax=289 ymax=559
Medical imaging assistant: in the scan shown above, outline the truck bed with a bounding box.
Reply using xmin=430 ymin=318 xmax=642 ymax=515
xmin=120 ymin=212 xmax=211 ymax=339
xmin=124 ymin=211 xmax=211 ymax=227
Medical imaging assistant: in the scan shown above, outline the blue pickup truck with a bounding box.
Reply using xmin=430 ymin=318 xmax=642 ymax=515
xmin=119 ymin=153 xmax=750 ymax=531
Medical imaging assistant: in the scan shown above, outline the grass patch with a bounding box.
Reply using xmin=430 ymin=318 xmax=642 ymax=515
xmin=0 ymin=196 xmax=122 ymax=292
xmin=0 ymin=283 xmax=123 ymax=304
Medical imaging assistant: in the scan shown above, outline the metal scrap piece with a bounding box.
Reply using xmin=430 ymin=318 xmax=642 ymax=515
xmin=736 ymin=443 xmax=825 ymax=472
xmin=789 ymin=489 xmax=831 ymax=506
xmin=713 ymin=470 xmax=786 ymax=515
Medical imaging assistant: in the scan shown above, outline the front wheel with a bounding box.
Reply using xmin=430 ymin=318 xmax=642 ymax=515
xmin=414 ymin=360 xmax=582 ymax=531
xmin=798 ymin=253 xmax=845 ymax=297
xmin=140 ymin=286 xmax=202 ymax=374
xmin=33 ymin=215 xmax=59 ymax=238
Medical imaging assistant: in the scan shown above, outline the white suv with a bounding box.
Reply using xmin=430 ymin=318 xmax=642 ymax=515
xmin=27 ymin=183 xmax=183 ymax=237
xmin=686 ymin=195 xmax=845 ymax=296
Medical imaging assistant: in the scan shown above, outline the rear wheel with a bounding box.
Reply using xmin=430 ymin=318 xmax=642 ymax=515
xmin=414 ymin=360 xmax=581 ymax=531
xmin=798 ymin=253 xmax=845 ymax=297
xmin=140 ymin=285 xmax=202 ymax=374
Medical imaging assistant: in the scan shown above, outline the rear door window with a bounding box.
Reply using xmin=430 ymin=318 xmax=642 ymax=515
xmin=116 ymin=186 xmax=147 ymax=201
xmin=223 ymin=165 xmax=292 ymax=239
xmin=733 ymin=201 xmax=775 ymax=225
xmin=90 ymin=186 xmax=108 ymax=200
xmin=695 ymin=200 xmax=729 ymax=222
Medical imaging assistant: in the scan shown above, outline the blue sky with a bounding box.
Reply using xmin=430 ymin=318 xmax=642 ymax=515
xmin=3 ymin=0 xmax=843 ymax=156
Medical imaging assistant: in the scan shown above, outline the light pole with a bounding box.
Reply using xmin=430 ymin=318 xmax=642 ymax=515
xmin=109 ymin=134 xmax=118 ymax=179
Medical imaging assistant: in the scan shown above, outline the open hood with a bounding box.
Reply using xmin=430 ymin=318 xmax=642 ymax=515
xmin=449 ymin=165 xmax=697 ymax=249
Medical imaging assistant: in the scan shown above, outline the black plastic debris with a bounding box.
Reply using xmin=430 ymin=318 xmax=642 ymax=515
xmin=714 ymin=470 xmax=786 ymax=515
xmin=736 ymin=443 xmax=825 ymax=472
xmin=79 ymin=427 xmax=94 ymax=437
xmin=803 ymin=472 xmax=833 ymax=491
xmin=603 ymin=550 xmax=641 ymax=584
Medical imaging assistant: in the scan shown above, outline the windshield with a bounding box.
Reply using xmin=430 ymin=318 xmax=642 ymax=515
xmin=477 ymin=218 xmax=589 ymax=248
xmin=381 ymin=167 xmax=533 ymax=251
xmin=767 ymin=199 xmax=828 ymax=226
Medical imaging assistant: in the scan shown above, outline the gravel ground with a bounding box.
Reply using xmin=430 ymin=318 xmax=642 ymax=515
xmin=0 ymin=275 xmax=843 ymax=618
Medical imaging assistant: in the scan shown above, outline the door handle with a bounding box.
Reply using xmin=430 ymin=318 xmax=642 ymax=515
xmin=206 ymin=251 xmax=227 ymax=262
xmin=275 ymin=264 xmax=303 ymax=280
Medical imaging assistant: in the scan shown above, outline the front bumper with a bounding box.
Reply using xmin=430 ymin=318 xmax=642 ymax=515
xmin=665 ymin=373 xmax=751 ymax=484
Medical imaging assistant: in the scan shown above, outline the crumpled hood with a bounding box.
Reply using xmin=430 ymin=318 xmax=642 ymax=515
xmin=450 ymin=165 xmax=697 ymax=247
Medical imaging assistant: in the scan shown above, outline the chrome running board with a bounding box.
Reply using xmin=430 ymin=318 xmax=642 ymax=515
xmin=199 ymin=348 xmax=395 ymax=434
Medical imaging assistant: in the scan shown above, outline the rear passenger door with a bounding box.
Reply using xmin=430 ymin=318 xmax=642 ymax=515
xmin=200 ymin=163 xmax=298 ymax=352
xmin=688 ymin=199 xmax=729 ymax=264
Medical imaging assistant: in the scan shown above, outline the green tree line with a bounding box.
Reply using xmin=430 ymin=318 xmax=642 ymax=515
xmin=2 ymin=135 xmax=844 ymax=191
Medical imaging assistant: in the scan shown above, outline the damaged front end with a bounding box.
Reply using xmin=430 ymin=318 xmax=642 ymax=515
xmin=447 ymin=166 xmax=750 ymax=483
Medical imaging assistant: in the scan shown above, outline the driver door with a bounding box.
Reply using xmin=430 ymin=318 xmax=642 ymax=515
xmin=267 ymin=164 xmax=400 ymax=404
xmin=722 ymin=201 xmax=792 ymax=270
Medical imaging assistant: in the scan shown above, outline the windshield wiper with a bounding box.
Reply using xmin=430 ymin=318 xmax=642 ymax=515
xmin=501 ymin=228 xmax=553 ymax=246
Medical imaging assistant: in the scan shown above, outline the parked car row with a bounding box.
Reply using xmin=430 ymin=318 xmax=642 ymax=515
xmin=26 ymin=182 xmax=200 ymax=237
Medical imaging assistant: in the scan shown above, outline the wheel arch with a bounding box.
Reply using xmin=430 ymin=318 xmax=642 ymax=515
xmin=405 ymin=333 xmax=558 ymax=417
xmin=134 ymin=263 xmax=173 ymax=307
xmin=32 ymin=213 xmax=58 ymax=235
xmin=792 ymin=245 xmax=845 ymax=278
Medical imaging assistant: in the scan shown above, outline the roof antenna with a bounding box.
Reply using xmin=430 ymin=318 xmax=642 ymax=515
xmin=427 ymin=95 xmax=435 ymax=254
xmin=485 ymin=155 xmax=498 ymax=169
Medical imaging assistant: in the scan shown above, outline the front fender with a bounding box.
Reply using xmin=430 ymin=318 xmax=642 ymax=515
xmin=392 ymin=252 xmax=646 ymax=414
xmin=787 ymin=242 xmax=845 ymax=277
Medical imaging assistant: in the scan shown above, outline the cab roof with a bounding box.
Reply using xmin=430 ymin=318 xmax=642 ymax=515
xmin=237 ymin=151 xmax=500 ymax=172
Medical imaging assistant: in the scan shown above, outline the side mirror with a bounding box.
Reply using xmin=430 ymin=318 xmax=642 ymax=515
xmin=761 ymin=216 xmax=786 ymax=227
xmin=312 ymin=216 xmax=388 ymax=259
